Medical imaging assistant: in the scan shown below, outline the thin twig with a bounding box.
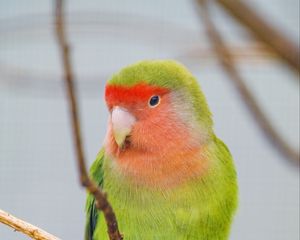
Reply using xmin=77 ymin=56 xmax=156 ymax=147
xmin=54 ymin=1 xmax=123 ymax=239
xmin=215 ymin=0 xmax=300 ymax=74
xmin=195 ymin=0 xmax=299 ymax=166
xmin=0 ymin=209 xmax=60 ymax=240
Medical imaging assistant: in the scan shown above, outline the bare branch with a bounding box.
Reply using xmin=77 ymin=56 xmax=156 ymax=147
xmin=195 ymin=0 xmax=299 ymax=166
xmin=0 ymin=209 xmax=60 ymax=240
xmin=215 ymin=0 xmax=300 ymax=74
xmin=54 ymin=1 xmax=123 ymax=239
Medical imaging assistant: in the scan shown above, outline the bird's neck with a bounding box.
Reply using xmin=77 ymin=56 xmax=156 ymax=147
xmin=105 ymin=143 xmax=210 ymax=190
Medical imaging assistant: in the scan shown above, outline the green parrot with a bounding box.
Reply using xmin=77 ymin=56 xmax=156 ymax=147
xmin=85 ymin=60 xmax=238 ymax=240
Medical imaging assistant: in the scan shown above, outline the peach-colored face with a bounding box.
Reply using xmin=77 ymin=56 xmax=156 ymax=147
xmin=105 ymin=83 xmax=207 ymax=188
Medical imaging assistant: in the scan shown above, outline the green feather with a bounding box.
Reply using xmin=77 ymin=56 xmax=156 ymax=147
xmin=85 ymin=149 xmax=104 ymax=240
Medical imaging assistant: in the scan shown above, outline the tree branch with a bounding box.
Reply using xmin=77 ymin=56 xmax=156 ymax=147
xmin=0 ymin=209 xmax=60 ymax=240
xmin=215 ymin=0 xmax=300 ymax=74
xmin=195 ymin=0 xmax=299 ymax=166
xmin=54 ymin=1 xmax=123 ymax=239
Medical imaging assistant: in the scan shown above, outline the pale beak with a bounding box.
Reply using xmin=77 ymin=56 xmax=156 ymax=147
xmin=111 ymin=106 xmax=136 ymax=148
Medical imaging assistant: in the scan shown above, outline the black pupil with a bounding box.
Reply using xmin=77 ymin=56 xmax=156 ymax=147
xmin=149 ymin=96 xmax=159 ymax=106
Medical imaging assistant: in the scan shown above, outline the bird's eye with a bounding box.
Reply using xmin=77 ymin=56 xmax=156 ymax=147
xmin=148 ymin=95 xmax=160 ymax=107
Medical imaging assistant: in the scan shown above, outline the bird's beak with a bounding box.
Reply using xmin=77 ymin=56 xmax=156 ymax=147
xmin=111 ymin=106 xmax=136 ymax=148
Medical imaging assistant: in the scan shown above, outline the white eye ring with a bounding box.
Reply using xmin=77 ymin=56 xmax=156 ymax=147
xmin=148 ymin=95 xmax=160 ymax=108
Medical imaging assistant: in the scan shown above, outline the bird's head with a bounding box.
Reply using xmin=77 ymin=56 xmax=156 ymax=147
xmin=104 ymin=60 xmax=213 ymax=187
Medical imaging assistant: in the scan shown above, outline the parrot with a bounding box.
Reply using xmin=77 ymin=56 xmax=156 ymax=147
xmin=85 ymin=60 xmax=238 ymax=240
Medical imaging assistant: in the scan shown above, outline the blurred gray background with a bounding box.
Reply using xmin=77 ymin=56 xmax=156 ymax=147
xmin=0 ymin=0 xmax=299 ymax=239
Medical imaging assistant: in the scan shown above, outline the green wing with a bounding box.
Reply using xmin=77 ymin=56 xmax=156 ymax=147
xmin=85 ymin=149 xmax=105 ymax=240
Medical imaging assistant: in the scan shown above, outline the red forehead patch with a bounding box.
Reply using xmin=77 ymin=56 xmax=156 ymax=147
xmin=105 ymin=83 xmax=169 ymax=106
